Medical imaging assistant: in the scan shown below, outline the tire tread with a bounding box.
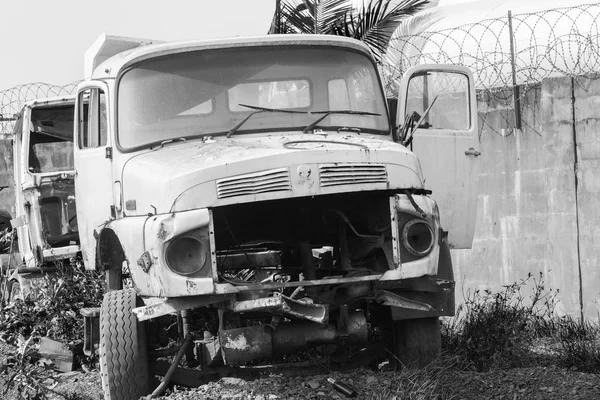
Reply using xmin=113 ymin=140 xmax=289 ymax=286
xmin=100 ymin=288 xmax=149 ymax=400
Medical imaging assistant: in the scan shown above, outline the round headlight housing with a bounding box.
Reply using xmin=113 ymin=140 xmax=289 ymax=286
xmin=401 ymin=219 xmax=434 ymax=257
xmin=165 ymin=236 xmax=208 ymax=275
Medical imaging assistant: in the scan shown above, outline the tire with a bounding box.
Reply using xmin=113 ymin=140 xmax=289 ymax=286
xmin=393 ymin=317 xmax=441 ymax=368
xmin=100 ymin=288 xmax=149 ymax=400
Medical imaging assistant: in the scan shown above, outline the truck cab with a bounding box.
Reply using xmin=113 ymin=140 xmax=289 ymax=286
xmin=76 ymin=34 xmax=480 ymax=399
xmin=8 ymin=96 xmax=78 ymax=298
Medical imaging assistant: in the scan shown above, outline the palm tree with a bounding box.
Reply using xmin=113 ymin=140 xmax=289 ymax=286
xmin=269 ymin=0 xmax=430 ymax=63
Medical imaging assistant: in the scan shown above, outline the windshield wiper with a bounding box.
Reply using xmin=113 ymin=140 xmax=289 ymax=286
xmin=227 ymin=105 xmax=382 ymax=137
xmin=227 ymin=104 xmax=307 ymax=137
xmin=302 ymin=110 xmax=381 ymax=133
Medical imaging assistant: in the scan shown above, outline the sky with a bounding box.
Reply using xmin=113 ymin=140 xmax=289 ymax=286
xmin=0 ymin=0 xmax=473 ymax=91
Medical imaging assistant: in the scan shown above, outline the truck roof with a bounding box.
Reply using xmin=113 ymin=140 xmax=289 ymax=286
xmin=91 ymin=34 xmax=374 ymax=80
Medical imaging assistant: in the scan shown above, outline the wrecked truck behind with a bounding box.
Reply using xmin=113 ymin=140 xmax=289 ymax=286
xmin=75 ymin=34 xmax=480 ymax=399
xmin=4 ymin=96 xmax=78 ymax=300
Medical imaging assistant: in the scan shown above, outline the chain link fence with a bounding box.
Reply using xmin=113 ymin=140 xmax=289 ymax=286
xmin=383 ymin=2 xmax=600 ymax=136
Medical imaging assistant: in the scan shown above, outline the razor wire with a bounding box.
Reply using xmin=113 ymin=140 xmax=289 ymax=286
xmin=4 ymin=4 xmax=600 ymax=137
xmin=383 ymin=2 xmax=600 ymax=136
xmin=0 ymin=82 xmax=80 ymax=135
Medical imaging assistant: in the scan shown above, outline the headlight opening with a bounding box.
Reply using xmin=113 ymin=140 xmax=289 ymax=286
xmin=165 ymin=235 xmax=209 ymax=275
xmin=401 ymin=219 xmax=434 ymax=257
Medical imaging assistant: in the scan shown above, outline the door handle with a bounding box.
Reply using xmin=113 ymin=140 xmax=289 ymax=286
xmin=465 ymin=148 xmax=481 ymax=156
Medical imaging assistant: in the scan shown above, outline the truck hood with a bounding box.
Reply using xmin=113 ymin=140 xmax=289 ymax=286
xmin=120 ymin=133 xmax=423 ymax=216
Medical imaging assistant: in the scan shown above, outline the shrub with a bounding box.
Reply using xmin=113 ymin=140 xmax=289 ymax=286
xmin=0 ymin=333 xmax=59 ymax=400
xmin=553 ymin=316 xmax=600 ymax=372
xmin=0 ymin=257 xmax=104 ymax=347
xmin=442 ymin=273 xmax=559 ymax=371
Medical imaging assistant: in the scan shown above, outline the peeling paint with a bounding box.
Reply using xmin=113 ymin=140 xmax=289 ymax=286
xmin=224 ymin=334 xmax=251 ymax=351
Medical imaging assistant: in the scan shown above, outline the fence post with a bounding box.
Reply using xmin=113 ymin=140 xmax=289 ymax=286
xmin=508 ymin=10 xmax=522 ymax=130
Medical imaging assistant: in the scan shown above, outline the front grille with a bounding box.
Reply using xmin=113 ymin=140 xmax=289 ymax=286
xmin=319 ymin=163 xmax=387 ymax=187
xmin=216 ymin=168 xmax=291 ymax=199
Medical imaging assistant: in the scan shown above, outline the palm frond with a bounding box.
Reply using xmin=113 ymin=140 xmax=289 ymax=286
xmin=269 ymin=0 xmax=430 ymax=63
xmin=385 ymin=10 xmax=443 ymax=65
xmin=347 ymin=0 xmax=430 ymax=61
xmin=392 ymin=9 xmax=440 ymax=38
xmin=270 ymin=0 xmax=352 ymax=34
xmin=315 ymin=0 xmax=352 ymax=34
xmin=270 ymin=0 xmax=314 ymax=33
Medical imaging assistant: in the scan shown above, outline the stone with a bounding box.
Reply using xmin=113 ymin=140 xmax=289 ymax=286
xmin=307 ymin=380 xmax=320 ymax=389
xmin=220 ymin=377 xmax=247 ymax=386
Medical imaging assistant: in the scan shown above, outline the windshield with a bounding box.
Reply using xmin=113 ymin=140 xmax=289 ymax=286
xmin=117 ymin=46 xmax=389 ymax=150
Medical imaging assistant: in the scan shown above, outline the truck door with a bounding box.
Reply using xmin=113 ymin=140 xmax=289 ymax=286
xmin=73 ymin=84 xmax=114 ymax=269
xmin=397 ymin=64 xmax=480 ymax=249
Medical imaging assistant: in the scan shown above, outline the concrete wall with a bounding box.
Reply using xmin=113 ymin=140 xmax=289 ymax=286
xmin=574 ymin=75 xmax=600 ymax=320
xmin=453 ymin=75 xmax=600 ymax=320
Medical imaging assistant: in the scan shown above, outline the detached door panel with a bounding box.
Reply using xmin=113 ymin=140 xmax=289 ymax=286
xmin=398 ymin=65 xmax=480 ymax=249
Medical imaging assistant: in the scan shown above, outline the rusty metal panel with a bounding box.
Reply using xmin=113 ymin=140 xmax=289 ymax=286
xmin=217 ymin=250 xmax=282 ymax=270
xmin=133 ymin=294 xmax=231 ymax=321
xmin=229 ymin=293 xmax=329 ymax=325
xmin=220 ymin=326 xmax=273 ymax=364
xmin=376 ymin=290 xmax=433 ymax=311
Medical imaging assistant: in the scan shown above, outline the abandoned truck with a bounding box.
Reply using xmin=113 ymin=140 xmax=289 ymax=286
xmin=5 ymin=96 xmax=78 ymax=300
xmin=76 ymin=34 xmax=480 ymax=399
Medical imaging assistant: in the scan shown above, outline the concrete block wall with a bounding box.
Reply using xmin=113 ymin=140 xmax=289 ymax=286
xmin=574 ymin=75 xmax=600 ymax=320
xmin=452 ymin=75 xmax=600 ymax=320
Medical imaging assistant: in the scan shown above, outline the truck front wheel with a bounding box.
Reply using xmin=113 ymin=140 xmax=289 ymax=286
xmin=100 ymin=288 xmax=149 ymax=400
xmin=393 ymin=317 xmax=441 ymax=368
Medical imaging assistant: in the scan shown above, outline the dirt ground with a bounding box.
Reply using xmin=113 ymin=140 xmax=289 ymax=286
xmin=153 ymin=367 xmax=600 ymax=400
xmin=1 ymin=342 xmax=600 ymax=400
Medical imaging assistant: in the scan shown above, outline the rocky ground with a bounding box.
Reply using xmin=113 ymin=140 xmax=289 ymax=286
xmin=1 ymin=342 xmax=599 ymax=400
xmin=153 ymin=366 xmax=600 ymax=400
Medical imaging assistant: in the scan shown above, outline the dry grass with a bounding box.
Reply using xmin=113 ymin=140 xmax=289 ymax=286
xmin=442 ymin=272 xmax=600 ymax=374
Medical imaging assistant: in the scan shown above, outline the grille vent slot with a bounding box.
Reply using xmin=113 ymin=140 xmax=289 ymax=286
xmin=217 ymin=168 xmax=291 ymax=199
xmin=319 ymin=163 xmax=387 ymax=187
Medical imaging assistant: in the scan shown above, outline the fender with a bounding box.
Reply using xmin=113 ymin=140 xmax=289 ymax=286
xmin=101 ymin=209 xmax=215 ymax=297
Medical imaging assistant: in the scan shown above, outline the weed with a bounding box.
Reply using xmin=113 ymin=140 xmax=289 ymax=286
xmin=0 ymin=228 xmax=18 ymax=307
xmin=0 ymin=257 xmax=104 ymax=345
xmin=553 ymin=316 xmax=600 ymax=372
xmin=0 ymin=257 xmax=104 ymax=398
xmin=442 ymin=273 xmax=559 ymax=371
xmin=367 ymin=355 xmax=468 ymax=400
xmin=0 ymin=333 xmax=62 ymax=400
xmin=442 ymin=272 xmax=600 ymax=374
xmin=0 ymin=228 xmax=13 ymax=253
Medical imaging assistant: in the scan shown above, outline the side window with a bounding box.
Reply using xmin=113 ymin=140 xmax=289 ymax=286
xmin=405 ymin=71 xmax=470 ymax=131
xmin=78 ymin=88 xmax=107 ymax=149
